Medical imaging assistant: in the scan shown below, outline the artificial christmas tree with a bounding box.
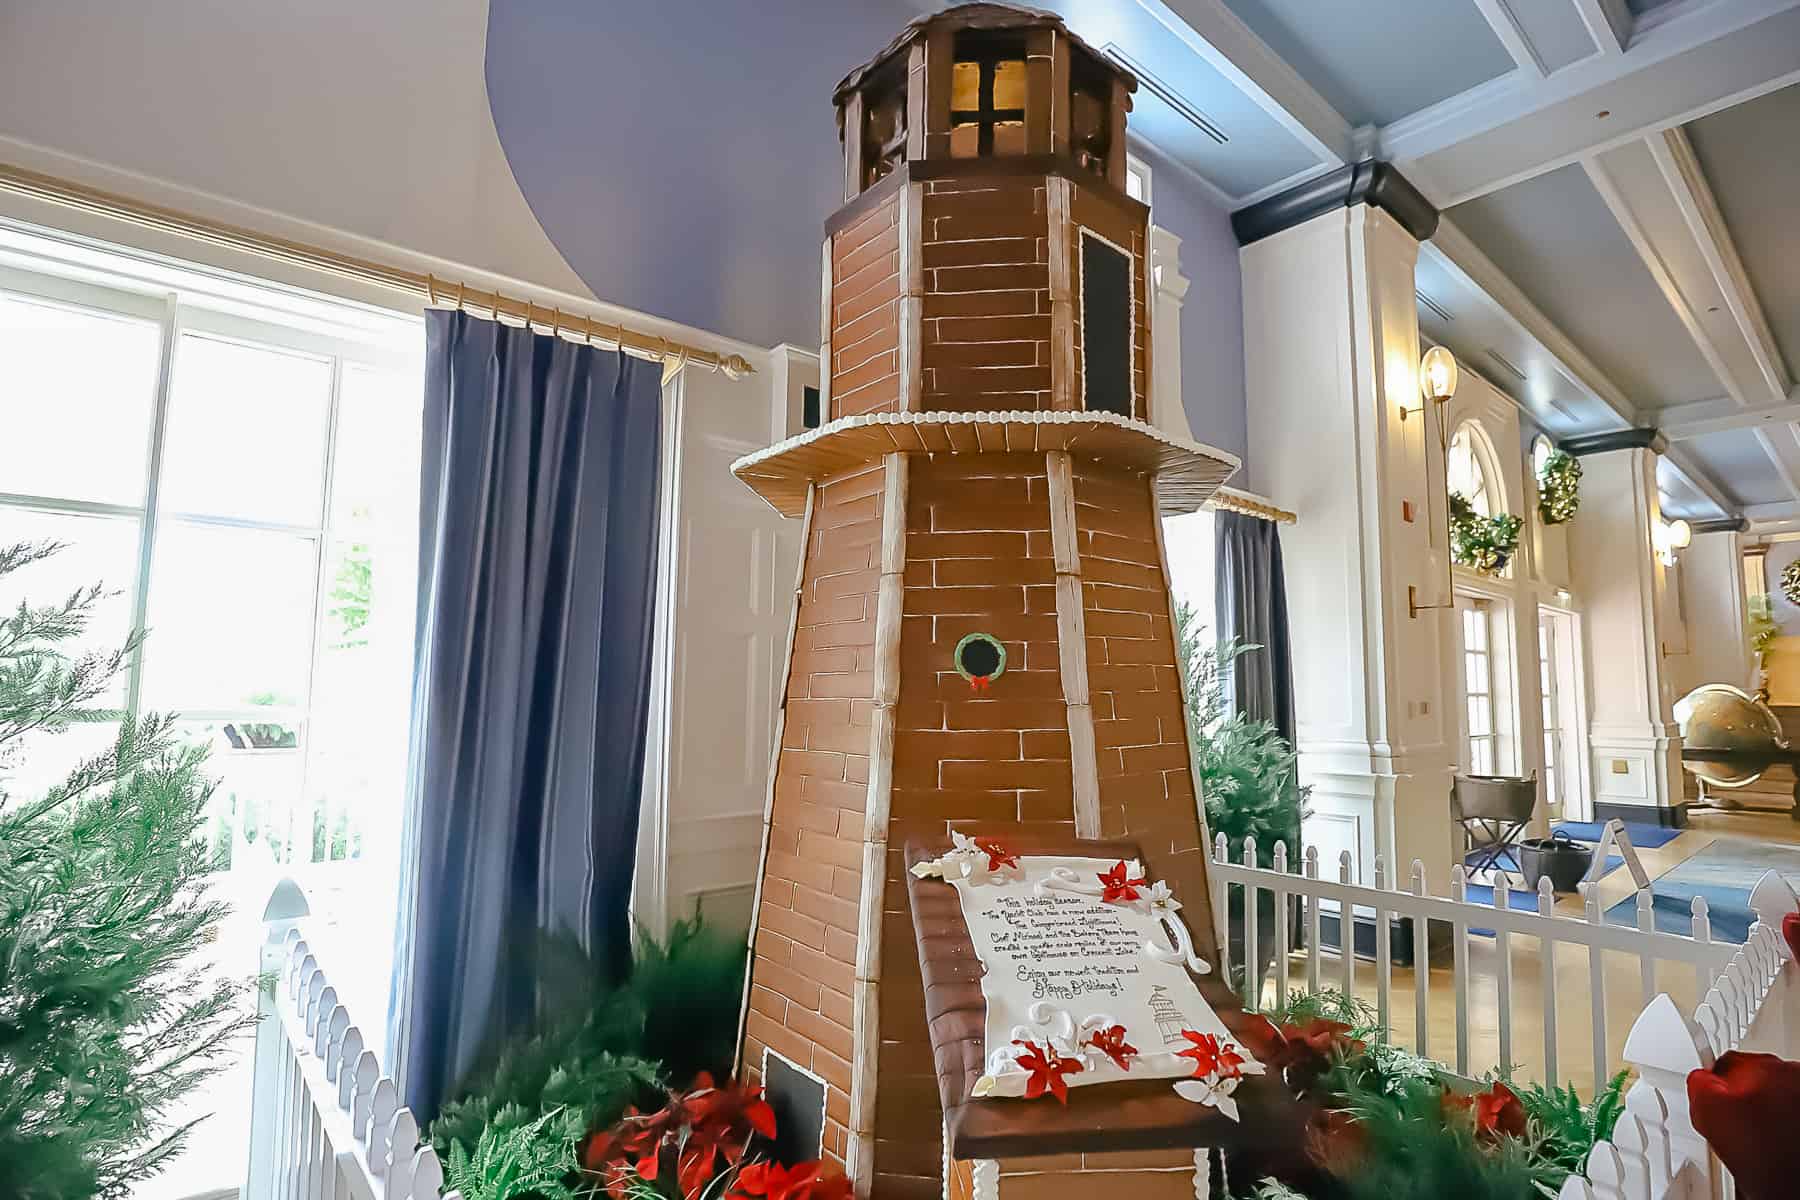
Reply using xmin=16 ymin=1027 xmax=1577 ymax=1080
xmin=0 ymin=540 xmax=255 ymax=1200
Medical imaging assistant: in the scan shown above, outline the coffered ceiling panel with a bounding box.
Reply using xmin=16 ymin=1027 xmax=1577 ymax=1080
xmin=1684 ymin=428 xmax=1795 ymax=507
xmin=1214 ymin=0 xmax=1514 ymax=125
xmin=1686 ymin=82 xmax=1800 ymax=376
xmin=1447 ymin=162 xmax=1720 ymax=413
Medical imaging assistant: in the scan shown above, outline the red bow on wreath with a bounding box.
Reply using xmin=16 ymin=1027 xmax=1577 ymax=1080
xmin=969 ymin=674 xmax=991 ymax=695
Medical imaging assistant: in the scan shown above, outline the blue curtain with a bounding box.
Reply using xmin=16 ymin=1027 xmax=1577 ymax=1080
xmin=1214 ymin=510 xmax=1296 ymax=746
xmin=389 ymin=310 xmax=664 ymax=1120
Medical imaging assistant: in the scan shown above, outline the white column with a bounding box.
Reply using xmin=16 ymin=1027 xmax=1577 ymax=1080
xmin=1670 ymin=530 xmax=1752 ymax=698
xmin=1148 ymin=225 xmax=1196 ymax=444
xmin=1568 ymin=446 xmax=1684 ymax=820
xmin=1242 ymin=204 xmax=1457 ymax=890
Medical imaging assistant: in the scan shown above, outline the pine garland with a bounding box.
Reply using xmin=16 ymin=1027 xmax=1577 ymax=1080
xmin=0 ymin=541 xmax=256 ymax=1200
xmin=1449 ymin=493 xmax=1523 ymax=576
xmin=1536 ymin=450 xmax=1582 ymax=525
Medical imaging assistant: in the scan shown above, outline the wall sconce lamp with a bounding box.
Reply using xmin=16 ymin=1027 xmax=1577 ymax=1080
xmin=1403 ymin=346 xmax=1460 ymax=422
xmin=1654 ymin=518 xmax=1692 ymax=566
xmin=1406 ymin=346 xmax=1461 ymax=619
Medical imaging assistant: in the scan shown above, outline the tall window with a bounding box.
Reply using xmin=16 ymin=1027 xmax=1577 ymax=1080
xmin=1538 ymin=615 xmax=1563 ymax=812
xmin=1447 ymin=421 xmax=1496 ymax=517
xmin=1460 ymin=598 xmax=1497 ymax=774
xmin=0 ymin=227 xmax=421 ymax=974
xmin=0 ymin=226 xmax=422 ymax=1197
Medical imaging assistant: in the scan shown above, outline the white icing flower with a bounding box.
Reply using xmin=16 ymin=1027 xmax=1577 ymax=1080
xmin=1146 ymin=880 xmax=1181 ymax=913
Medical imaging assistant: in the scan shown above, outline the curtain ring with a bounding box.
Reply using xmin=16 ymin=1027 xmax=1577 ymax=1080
xmin=454 ymin=280 xmax=467 ymax=311
xmin=425 ymin=273 xmax=438 ymax=305
xmin=550 ymin=307 xmax=563 ymax=340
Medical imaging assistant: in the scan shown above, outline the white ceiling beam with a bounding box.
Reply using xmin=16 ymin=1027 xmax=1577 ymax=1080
xmin=1430 ymin=217 xmax=1739 ymax=517
xmin=1380 ymin=0 xmax=1800 ymax=206
xmin=1648 ymin=128 xmax=1793 ymax=404
xmin=1429 ymin=218 xmax=1638 ymax=425
xmin=1745 ymin=500 xmax=1800 ymax=523
xmin=1472 ymin=0 xmax=1550 ymax=74
xmin=1569 ymin=0 xmax=1631 ymax=54
xmin=1661 ymin=391 xmax=1800 ymax=439
xmin=1145 ymin=0 xmax=1355 ymax=166
xmin=1580 ymin=153 xmax=1753 ymax=408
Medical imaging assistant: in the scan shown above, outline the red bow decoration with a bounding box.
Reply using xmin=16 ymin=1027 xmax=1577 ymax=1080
xmin=974 ymin=838 xmax=1019 ymax=871
xmin=1175 ymin=1030 xmax=1246 ymax=1081
xmin=1689 ymin=1050 xmax=1800 ymax=1200
xmin=1012 ymin=1038 xmax=1084 ymax=1103
xmin=1783 ymin=911 xmax=1800 ymax=963
xmin=969 ymin=674 xmax=991 ymax=694
xmin=1097 ymin=859 xmax=1147 ymax=903
xmin=1084 ymin=1024 xmax=1138 ymax=1071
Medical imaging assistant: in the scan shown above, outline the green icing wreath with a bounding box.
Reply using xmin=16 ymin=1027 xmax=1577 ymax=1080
xmin=1449 ymin=492 xmax=1524 ymax=576
xmin=1537 ymin=449 xmax=1582 ymax=525
xmin=1782 ymin=560 xmax=1800 ymax=607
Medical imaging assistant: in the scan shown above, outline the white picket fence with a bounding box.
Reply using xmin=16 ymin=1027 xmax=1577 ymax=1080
xmin=1556 ymin=873 xmax=1800 ymax=1200
xmin=1207 ymin=835 xmax=1743 ymax=1087
xmin=244 ymin=879 xmax=450 ymax=1200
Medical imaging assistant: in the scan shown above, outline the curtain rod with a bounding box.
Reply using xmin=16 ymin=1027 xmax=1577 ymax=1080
xmin=1207 ymin=485 xmax=1297 ymax=525
xmin=0 ymin=161 xmax=757 ymax=379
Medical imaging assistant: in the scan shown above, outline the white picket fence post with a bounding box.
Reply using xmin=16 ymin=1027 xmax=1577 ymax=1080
xmin=1555 ymin=869 xmax=1800 ymax=1200
xmin=243 ymin=878 xmax=453 ymax=1200
xmin=1208 ymin=838 xmax=1744 ymax=1087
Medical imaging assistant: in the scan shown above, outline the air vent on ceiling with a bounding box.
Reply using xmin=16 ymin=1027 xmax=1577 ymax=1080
xmin=1485 ymin=349 xmax=1528 ymax=384
xmin=1101 ymin=44 xmax=1229 ymax=146
xmin=1416 ymin=290 xmax=1454 ymax=324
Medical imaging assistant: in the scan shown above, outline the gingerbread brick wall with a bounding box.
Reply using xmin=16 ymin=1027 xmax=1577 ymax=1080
xmin=1067 ymin=186 xmax=1149 ymax=423
xmin=1071 ymin=461 xmax=1218 ymax=957
xmin=995 ymin=1150 xmax=1199 ymax=1200
xmin=831 ymin=190 xmax=903 ymax=419
xmin=871 ymin=451 xmax=1076 ymax=1199
xmin=919 ymin=178 xmax=1054 ymax=413
xmin=744 ymin=462 xmax=887 ymax=1165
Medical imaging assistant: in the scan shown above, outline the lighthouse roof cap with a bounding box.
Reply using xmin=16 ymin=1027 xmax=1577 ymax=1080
xmin=833 ymin=2 xmax=1135 ymax=107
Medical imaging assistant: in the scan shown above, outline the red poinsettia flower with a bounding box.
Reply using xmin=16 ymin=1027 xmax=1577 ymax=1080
xmin=1232 ymin=1015 xmax=1359 ymax=1095
xmin=1012 ymin=1038 xmax=1084 ymax=1103
xmin=733 ymin=1160 xmax=853 ymax=1200
xmin=1083 ymin=1024 xmax=1138 ymax=1071
xmin=1097 ymin=859 xmax=1147 ymax=903
xmin=974 ymin=837 xmax=1019 ymax=871
xmin=587 ymin=1072 xmax=782 ymax=1200
xmin=1444 ymin=1081 xmax=1528 ymax=1142
xmin=1174 ymin=1030 xmax=1245 ymax=1080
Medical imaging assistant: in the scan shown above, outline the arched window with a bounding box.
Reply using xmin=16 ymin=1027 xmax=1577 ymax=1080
xmin=1447 ymin=420 xmax=1503 ymax=517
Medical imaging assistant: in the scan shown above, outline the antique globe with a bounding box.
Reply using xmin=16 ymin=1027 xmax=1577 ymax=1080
xmin=1675 ymin=683 xmax=1788 ymax=789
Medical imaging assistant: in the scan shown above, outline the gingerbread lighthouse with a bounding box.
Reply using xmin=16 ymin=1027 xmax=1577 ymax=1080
xmin=733 ymin=6 xmax=1246 ymax=1197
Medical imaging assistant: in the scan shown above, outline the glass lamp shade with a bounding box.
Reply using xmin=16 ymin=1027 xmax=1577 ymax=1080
xmin=1667 ymin=518 xmax=1692 ymax=549
xmin=1421 ymin=345 xmax=1459 ymax=404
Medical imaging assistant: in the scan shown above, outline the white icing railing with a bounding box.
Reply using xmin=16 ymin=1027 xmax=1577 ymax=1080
xmin=1557 ymin=873 xmax=1800 ymax=1200
xmin=1208 ymin=835 xmax=1751 ymax=1086
xmin=244 ymin=879 xmax=449 ymax=1200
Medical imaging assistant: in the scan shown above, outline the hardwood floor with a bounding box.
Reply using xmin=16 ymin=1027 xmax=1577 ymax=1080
xmin=1247 ymin=809 xmax=1800 ymax=1097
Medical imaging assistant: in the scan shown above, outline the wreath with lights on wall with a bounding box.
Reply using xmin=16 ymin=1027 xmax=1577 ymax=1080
xmin=1537 ymin=449 xmax=1582 ymax=525
xmin=1781 ymin=559 xmax=1800 ymax=607
xmin=1450 ymin=492 xmax=1524 ymax=576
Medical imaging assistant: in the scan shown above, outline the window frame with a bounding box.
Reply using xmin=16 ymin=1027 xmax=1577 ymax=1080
xmin=0 ymin=231 xmax=421 ymax=869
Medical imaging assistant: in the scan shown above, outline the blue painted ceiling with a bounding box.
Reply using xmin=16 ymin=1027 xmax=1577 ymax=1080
xmin=1215 ymin=0 xmax=1515 ymax=126
xmin=1446 ymin=163 xmax=1720 ymax=413
xmin=1687 ymin=82 xmax=1800 ymax=374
